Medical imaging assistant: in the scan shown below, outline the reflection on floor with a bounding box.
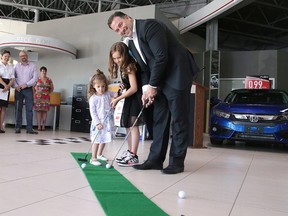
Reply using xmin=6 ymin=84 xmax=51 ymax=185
xmin=17 ymin=137 xmax=90 ymax=145
xmin=1 ymin=128 xmax=288 ymax=216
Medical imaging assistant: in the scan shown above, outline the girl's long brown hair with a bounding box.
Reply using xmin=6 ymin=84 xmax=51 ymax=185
xmin=108 ymin=42 xmax=137 ymax=79
xmin=88 ymin=69 xmax=108 ymax=99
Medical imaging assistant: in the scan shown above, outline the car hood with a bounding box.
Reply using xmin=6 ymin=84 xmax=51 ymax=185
xmin=215 ymin=103 xmax=288 ymax=115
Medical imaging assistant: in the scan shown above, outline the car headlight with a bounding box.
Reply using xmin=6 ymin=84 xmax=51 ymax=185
xmin=233 ymin=114 xmax=248 ymax=120
xmin=214 ymin=109 xmax=230 ymax=119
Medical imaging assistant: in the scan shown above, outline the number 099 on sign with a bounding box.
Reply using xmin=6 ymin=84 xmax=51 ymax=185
xmin=245 ymin=79 xmax=270 ymax=89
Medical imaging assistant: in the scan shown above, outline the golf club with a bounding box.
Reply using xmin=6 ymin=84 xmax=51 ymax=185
xmin=108 ymin=102 xmax=146 ymax=168
xmin=78 ymin=107 xmax=112 ymax=162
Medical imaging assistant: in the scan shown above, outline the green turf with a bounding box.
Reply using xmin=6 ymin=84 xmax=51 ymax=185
xmin=71 ymin=152 xmax=168 ymax=216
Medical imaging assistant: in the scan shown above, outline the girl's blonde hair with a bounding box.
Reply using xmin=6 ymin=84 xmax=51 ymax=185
xmin=88 ymin=69 xmax=108 ymax=98
xmin=108 ymin=42 xmax=137 ymax=79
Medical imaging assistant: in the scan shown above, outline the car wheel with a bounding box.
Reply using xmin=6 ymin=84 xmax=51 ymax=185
xmin=210 ymin=137 xmax=224 ymax=145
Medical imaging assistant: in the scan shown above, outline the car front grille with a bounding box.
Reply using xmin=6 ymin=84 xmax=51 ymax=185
xmin=232 ymin=113 xmax=283 ymax=123
xmin=233 ymin=132 xmax=275 ymax=140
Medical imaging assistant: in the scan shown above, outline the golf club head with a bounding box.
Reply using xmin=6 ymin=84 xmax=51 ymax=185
xmin=78 ymin=158 xmax=88 ymax=162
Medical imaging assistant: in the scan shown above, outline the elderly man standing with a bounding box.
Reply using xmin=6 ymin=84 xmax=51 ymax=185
xmin=14 ymin=51 xmax=38 ymax=134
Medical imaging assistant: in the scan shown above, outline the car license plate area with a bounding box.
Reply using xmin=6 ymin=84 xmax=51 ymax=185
xmin=245 ymin=126 xmax=263 ymax=134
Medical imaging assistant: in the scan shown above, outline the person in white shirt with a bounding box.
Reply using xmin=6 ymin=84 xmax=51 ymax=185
xmin=0 ymin=50 xmax=15 ymax=133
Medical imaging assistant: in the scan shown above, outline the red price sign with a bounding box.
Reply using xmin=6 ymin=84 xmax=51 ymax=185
xmin=245 ymin=78 xmax=270 ymax=89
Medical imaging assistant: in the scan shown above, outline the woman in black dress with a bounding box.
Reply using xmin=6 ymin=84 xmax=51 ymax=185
xmin=109 ymin=42 xmax=144 ymax=166
xmin=0 ymin=50 xmax=15 ymax=133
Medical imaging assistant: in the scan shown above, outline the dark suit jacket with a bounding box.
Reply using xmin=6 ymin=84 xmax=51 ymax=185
xmin=129 ymin=19 xmax=199 ymax=90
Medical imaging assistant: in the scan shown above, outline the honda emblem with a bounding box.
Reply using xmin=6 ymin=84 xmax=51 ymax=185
xmin=249 ymin=115 xmax=259 ymax=123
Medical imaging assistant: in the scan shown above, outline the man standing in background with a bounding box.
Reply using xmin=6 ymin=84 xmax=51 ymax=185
xmin=14 ymin=50 xmax=38 ymax=134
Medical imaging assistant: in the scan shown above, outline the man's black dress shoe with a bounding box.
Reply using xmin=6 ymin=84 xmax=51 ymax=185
xmin=0 ymin=129 xmax=5 ymax=133
xmin=15 ymin=128 xmax=21 ymax=134
xmin=161 ymin=165 xmax=184 ymax=174
xmin=133 ymin=160 xmax=163 ymax=170
xmin=26 ymin=130 xmax=38 ymax=134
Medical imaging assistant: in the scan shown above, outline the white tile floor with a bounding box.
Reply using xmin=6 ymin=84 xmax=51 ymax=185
xmin=1 ymin=127 xmax=288 ymax=216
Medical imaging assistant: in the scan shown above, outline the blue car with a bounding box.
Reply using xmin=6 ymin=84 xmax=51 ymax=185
xmin=209 ymin=89 xmax=288 ymax=145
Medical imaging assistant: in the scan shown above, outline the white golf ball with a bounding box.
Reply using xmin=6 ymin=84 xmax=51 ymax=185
xmin=81 ymin=163 xmax=86 ymax=169
xmin=106 ymin=163 xmax=111 ymax=169
xmin=178 ymin=190 xmax=186 ymax=199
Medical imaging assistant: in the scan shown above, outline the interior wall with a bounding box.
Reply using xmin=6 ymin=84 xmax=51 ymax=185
xmin=23 ymin=5 xmax=204 ymax=101
xmin=25 ymin=7 xmax=156 ymax=101
xmin=220 ymin=50 xmax=278 ymax=79
xmin=219 ymin=49 xmax=288 ymax=94
xmin=0 ymin=19 xmax=27 ymax=36
xmin=1 ymin=5 xmax=205 ymax=102
xmin=277 ymin=50 xmax=288 ymax=92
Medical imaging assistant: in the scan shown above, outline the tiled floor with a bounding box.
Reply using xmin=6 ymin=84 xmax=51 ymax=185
xmin=1 ymin=127 xmax=288 ymax=216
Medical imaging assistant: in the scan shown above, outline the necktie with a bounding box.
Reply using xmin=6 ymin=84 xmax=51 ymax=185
xmin=128 ymin=49 xmax=136 ymax=59
xmin=128 ymin=40 xmax=146 ymax=67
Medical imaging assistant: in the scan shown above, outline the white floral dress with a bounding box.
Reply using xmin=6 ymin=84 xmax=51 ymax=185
xmin=89 ymin=92 xmax=115 ymax=144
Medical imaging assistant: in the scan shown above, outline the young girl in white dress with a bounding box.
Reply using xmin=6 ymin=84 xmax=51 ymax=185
xmin=88 ymin=69 xmax=115 ymax=166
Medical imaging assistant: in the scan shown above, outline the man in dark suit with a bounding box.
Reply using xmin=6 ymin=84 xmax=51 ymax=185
xmin=108 ymin=11 xmax=199 ymax=174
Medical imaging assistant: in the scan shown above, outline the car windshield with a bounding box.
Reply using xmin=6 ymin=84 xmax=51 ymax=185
xmin=225 ymin=91 xmax=288 ymax=105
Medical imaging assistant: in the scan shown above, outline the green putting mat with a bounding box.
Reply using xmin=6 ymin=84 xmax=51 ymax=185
xmin=71 ymin=153 xmax=168 ymax=216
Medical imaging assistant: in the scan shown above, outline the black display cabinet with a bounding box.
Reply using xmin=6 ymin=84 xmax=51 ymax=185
xmin=70 ymin=84 xmax=91 ymax=133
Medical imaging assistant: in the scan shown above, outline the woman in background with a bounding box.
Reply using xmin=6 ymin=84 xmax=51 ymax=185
xmin=0 ymin=50 xmax=15 ymax=133
xmin=33 ymin=66 xmax=54 ymax=131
